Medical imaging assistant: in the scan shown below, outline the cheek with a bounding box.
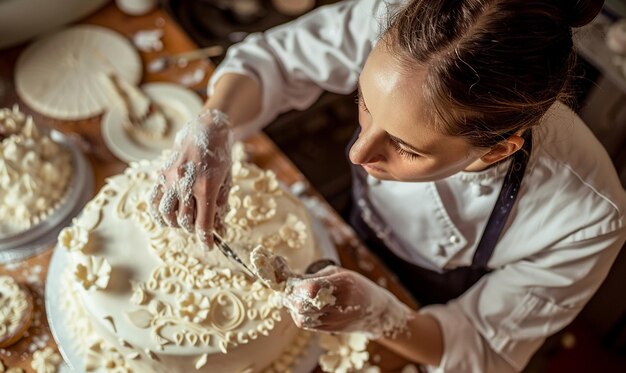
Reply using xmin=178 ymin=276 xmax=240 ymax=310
xmin=386 ymin=153 xmax=476 ymax=182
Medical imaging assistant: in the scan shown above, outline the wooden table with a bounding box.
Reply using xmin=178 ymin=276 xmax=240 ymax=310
xmin=0 ymin=3 xmax=417 ymax=372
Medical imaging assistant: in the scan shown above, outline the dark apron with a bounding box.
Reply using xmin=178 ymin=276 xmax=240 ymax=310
xmin=347 ymin=130 xmax=532 ymax=306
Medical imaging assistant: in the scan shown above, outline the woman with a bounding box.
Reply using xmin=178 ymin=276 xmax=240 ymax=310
xmin=150 ymin=0 xmax=626 ymax=371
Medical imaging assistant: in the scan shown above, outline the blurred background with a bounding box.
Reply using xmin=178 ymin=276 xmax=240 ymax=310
xmin=1 ymin=0 xmax=626 ymax=371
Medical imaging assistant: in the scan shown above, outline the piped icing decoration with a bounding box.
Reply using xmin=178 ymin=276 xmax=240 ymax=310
xmin=84 ymin=342 xmax=132 ymax=372
xmin=59 ymin=156 xmax=320 ymax=372
xmin=195 ymin=353 xmax=208 ymax=370
xmin=243 ymin=194 xmax=277 ymax=222
xmin=177 ymin=292 xmax=211 ymax=323
xmin=58 ymin=226 xmax=89 ymax=252
xmin=318 ymin=333 xmax=370 ymax=373
xmin=30 ymin=347 xmax=62 ymax=373
xmin=74 ymin=256 xmax=112 ymax=291
xmin=0 ymin=105 xmax=72 ymax=236
xmin=252 ymin=170 xmax=280 ymax=194
xmin=103 ymin=315 xmax=117 ymax=333
xmin=279 ymin=214 xmax=307 ymax=250
xmin=130 ymin=281 xmax=149 ymax=305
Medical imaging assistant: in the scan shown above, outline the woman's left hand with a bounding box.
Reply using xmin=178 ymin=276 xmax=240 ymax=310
xmin=282 ymin=266 xmax=413 ymax=339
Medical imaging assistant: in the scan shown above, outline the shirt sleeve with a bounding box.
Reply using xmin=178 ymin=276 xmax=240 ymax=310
xmin=420 ymin=223 xmax=626 ymax=372
xmin=206 ymin=0 xmax=395 ymax=139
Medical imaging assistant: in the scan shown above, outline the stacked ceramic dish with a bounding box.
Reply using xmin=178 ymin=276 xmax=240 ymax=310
xmin=0 ymin=106 xmax=93 ymax=263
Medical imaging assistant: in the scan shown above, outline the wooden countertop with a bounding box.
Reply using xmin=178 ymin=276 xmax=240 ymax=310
xmin=0 ymin=3 xmax=418 ymax=372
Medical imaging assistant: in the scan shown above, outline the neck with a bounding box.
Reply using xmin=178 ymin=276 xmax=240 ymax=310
xmin=463 ymin=157 xmax=509 ymax=173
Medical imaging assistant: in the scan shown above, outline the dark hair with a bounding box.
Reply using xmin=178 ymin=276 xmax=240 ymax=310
xmin=384 ymin=0 xmax=604 ymax=148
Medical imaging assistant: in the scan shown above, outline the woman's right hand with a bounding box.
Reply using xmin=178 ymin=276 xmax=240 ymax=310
xmin=149 ymin=109 xmax=233 ymax=245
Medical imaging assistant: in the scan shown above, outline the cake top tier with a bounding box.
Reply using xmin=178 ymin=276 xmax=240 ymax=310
xmin=59 ymin=156 xmax=318 ymax=360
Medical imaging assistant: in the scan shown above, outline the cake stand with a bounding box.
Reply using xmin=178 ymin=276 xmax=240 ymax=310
xmin=46 ymin=212 xmax=339 ymax=372
xmin=0 ymin=130 xmax=94 ymax=263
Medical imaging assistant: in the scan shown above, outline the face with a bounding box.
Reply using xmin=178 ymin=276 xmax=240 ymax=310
xmin=349 ymin=42 xmax=488 ymax=182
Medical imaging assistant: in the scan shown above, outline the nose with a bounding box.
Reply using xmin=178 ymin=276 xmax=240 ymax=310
xmin=349 ymin=129 xmax=385 ymax=165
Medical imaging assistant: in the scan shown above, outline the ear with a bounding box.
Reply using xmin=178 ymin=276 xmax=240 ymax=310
xmin=480 ymin=134 xmax=525 ymax=165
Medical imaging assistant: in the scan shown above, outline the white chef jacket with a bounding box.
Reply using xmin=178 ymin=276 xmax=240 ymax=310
xmin=207 ymin=0 xmax=626 ymax=371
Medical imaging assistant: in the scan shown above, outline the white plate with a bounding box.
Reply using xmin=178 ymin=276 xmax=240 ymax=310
xmin=46 ymin=213 xmax=338 ymax=372
xmin=15 ymin=25 xmax=142 ymax=120
xmin=102 ymin=82 xmax=203 ymax=163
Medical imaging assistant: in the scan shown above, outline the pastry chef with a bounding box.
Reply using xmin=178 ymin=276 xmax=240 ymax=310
xmin=150 ymin=0 xmax=626 ymax=371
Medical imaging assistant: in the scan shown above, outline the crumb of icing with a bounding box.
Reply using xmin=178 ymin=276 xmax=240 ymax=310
xmin=132 ymin=29 xmax=163 ymax=52
xmin=31 ymin=347 xmax=62 ymax=373
xmin=309 ymin=285 xmax=336 ymax=310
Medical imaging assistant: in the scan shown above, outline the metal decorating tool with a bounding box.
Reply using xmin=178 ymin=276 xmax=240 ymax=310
xmin=212 ymin=230 xmax=337 ymax=284
xmin=212 ymin=231 xmax=259 ymax=279
xmin=147 ymin=45 xmax=225 ymax=73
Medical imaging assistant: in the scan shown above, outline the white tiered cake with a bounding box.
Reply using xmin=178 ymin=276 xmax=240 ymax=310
xmin=57 ymin=156 xmax=320 ymax=372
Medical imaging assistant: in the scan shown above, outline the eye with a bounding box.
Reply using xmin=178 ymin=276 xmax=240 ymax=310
xmin=355 ymin=91 xmax=370 ymax=113
xmin=390 ymin=139 xmax=420 ymax=160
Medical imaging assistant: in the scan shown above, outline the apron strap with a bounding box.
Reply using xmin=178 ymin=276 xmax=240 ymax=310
xmin=471 ymin=131 xmax=533 ymax=268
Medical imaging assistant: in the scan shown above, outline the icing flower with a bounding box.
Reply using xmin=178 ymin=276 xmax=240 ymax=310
xmin=130 ymin=282 xmax=148 ymax=305
xmin=243 ymin=194 xmax=277 ymax=222
xmin=31 ymin=347 xmax=62 ymax=373
xmin=232 ymin=161 xmax=253 ymax=180
xmin=253 ymin=170 xmax=279 ymax=193
xmin=260 ymin=233 xmax=282 ymax=250
xmin=84 ymin=342 xmax=131 ymax=373
xmin=0 ymin=276 xmax=29 ymax=339
xmin=74 ymin=256 xmax=112 ymax=291
xmin=58 ymin=226 xmax=89 ymax=252
xmin=279 ymin=214 xmax=307 ymax=249
xmin=177 ymin=292 xmax=211 ymax=323
xmin=318 ymin=333 xmax=370 ymax=373
xmin=228 ymin=193 xmax=242 ymax=210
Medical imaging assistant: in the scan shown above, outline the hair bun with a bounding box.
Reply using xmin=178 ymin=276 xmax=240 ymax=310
xmin=565 ymin=0 xmax=605 ymax=28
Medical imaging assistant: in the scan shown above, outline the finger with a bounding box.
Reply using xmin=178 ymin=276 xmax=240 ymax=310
xmin=159 ymin=186 xmax=179 ymax=227
xmin=293 ymin=312 xmax=326 ymax=330
xmin=149 ymin=182 xmax=166 ymax=227
xmin=213 ymin=184 xmax=231 ymax=235
xmin=177 ymin=195 xmax=196 ymax=233
xmin=195 ymin=181 xmax=218 ymax=246
xmin=294 ymin=278 xmax=323 ymax=299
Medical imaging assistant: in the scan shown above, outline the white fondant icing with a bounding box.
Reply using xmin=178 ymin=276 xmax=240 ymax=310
xmin=60 ymin=155 xmax=320 ymax=372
